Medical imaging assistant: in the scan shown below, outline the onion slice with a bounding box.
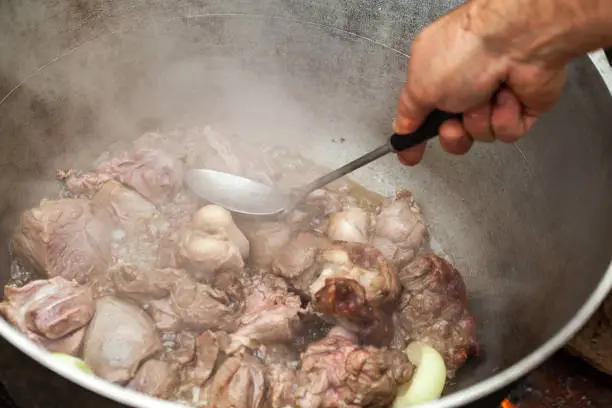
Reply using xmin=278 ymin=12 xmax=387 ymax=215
xmin=392 ymin=341 xmax=446 ymax=407
xmin=51 ymin=353 xmax=94 ymax=375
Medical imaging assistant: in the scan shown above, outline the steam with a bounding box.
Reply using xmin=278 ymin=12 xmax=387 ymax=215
xmin=0 ymin=0 xmax=517 ymax=395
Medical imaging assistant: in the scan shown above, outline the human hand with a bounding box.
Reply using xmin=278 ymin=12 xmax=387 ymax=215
xmin=394 ymin=1 xmax=567 ymax=165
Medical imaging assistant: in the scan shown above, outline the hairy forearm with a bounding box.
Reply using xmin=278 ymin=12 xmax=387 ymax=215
xmin=465 ymin=0 xmax=612 ymax=66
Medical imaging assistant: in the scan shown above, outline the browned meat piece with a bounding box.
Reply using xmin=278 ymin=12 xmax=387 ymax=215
xmin=128 ymin=359 xmax=180 ymax=399
xmin=311 ymin=243 xmax=400 ymax=308
xmin=59 ymin=147 xmax=184 ymax=204
xmin=309 ymin=243 xmax=400 ymax=344
xmin=0 ymin=277 xmax=95 ymax=355
xmin=232 ymin=275 xmax=303 ymax=345
xmin=175 ymin=228 xmax=244 ymax=286
xmin=203 ymin=355 xmax=266 ymax=408
xmin=293 ymin=329 xmax=413 ymax=408
xmin=371 ymin=190 xmax=428 ymax=268
xmin=10 ymin=199 xmax=112 ymax=284
xmin=83 ymin=296 xmax=162 ymax=384
xmin=169 ymin=275 xmax=238 ymax=332
xmin=272 ymin=232 xmax=331 ymax=292
xmin=396 ymin=254 xmax=479 ymax=377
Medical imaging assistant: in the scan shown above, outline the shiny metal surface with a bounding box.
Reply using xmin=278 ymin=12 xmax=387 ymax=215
xmin=0 ymin=1 xmax=610 ymax=408
xmin=185 ymin=168 xmax=289 ymax=216
xmin=186 ymin=144 xmax=392 ymax=216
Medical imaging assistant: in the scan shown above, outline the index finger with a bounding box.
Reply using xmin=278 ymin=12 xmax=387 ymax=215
xmin=394 ymin=82 xmax=434 ymax=134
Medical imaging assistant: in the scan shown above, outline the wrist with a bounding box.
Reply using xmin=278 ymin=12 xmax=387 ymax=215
xmin=464 ymin=0 xmax=612 ymax=67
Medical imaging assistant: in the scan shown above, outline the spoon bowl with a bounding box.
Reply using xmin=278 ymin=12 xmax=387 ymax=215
xmin=185 ymin=169 xmax=291 ymax=216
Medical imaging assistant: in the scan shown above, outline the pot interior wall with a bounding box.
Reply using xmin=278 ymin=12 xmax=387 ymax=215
xmin=0 ymin=0 xmax=611 ymax=400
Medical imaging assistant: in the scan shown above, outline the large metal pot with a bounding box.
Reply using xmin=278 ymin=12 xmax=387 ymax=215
xmin=0 ymin=0 xmax=611 ymax=407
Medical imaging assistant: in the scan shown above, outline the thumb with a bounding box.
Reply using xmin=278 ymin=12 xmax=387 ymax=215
xmin=394 ymin=82 xmax=433 ymax=134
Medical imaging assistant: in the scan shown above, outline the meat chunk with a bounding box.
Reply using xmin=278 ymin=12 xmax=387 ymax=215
xmin=232 ymin=275 xmax=303 ymax=346
xmin=146 ymin=298 xmax=183 ymax=331
xmin=128 ymin=359 xmax=180 ymax=399
xmin=371 ymin=190 xmax=428 ymax=268
xmin=293 ymin=329 xmax=413 ymax=408
xmin=272 ymin=232 xmax=331 ymax=292
xmin=309 ymin=243 xmax=400 ymax=343
xmin=169 ymin=275 xmax=238 ymax=332
xmin=326 ymin=207 xmax=372 ymax=243
xmin=256 ymin=343 xmax=300 ymax=368
xmin=108 ymin=264 xmax=189 ymax=330
xmin=59 ymin=147 xmax=184 ymax=204
xmin=109 ymin=263 xmax=187 ymax=302
xmin=310 ymin=243 xmax=400 ymax=307
xmin=164 ymin=331 xmax=197 ymax=365
xmin=238 ymin=219 xmax=292 ymax=269
xmin=0 ymin=277 xmax=95 ymax=355
xmin=92 ymin=181 xmax=169 ymax=269
xmin=203 ymin=355 xmax=266 ymax=408
xmin=83 ymin=296 xmax=162 ymax=384
xmin=175 ymin=228 xmax=244 ymax=286
xmin=266 ymin=364 xmax=298 ymax=408
xmin=182 ymin=330 xmax=222 ymax=386
xmin=395 ymin=254 xmax=478 ymax=377
xmin=10 ymin=199 xmax=112 ymax=284
xmin=192 ymin=205 xmax=250 ymax=260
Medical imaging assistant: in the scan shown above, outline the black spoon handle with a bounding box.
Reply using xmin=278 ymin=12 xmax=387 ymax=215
xmin=389 ymin=110 xmax=461 ymax=152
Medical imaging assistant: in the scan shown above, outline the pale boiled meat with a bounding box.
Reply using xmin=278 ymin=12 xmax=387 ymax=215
xmin=0 ymin=277 xmax=95 ymax=355
xmin=164 ymin=331 xmax=197 ymax=365
xmin=10 ymin=198 xmax=112 ymax=284
xmin=326 ymin=207 xmax=372 ymax=243
xmin=232 ymin=275 xmax=303 ymax=345
xmin=108 ymin=264 xmax=187 ymax=330
xmin=109 ymin=263 xmax=188 ymax=302
xmin=265 ymin=364 xmax=298 ymax=408
xmin=175 ymin=228 xmax=244 ymax=287
xmin=271 ymin=231 xmax=331 ymax=293
xmin=128 ymin=359 xmax=180 ymax=399
xmin=371 ymin=190 xmax=428 ymax=268
xmin=92 ymin=181 xmax=169 ymax=270
xmin=146 ymin=298 xmax=183 ymax=332
xmin=58 ymin=147 xmax=184 ymax=205
xmin=192 ymin=205 xmax=250 ymax=260
xmin=395 ymin=253 xmax=479 ymax=377
xmin=182 ymin=330 xmax=221 ymax=386
xmin=202 ymin=355 xmax=266 ymax=408
xmin=169 ymin=275 xmax=238 ymax=332
xmin=238 ymin=219 xmax=292 ymax=269
xmin=83 ymin=296 xmax=162 ymax=384
xmin=292 ymin=328 xmax=413 ymax=408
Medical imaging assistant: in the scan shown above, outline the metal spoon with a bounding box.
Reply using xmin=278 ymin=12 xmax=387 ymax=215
xmin=185 ymin=110 xmax=459 ymax=217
